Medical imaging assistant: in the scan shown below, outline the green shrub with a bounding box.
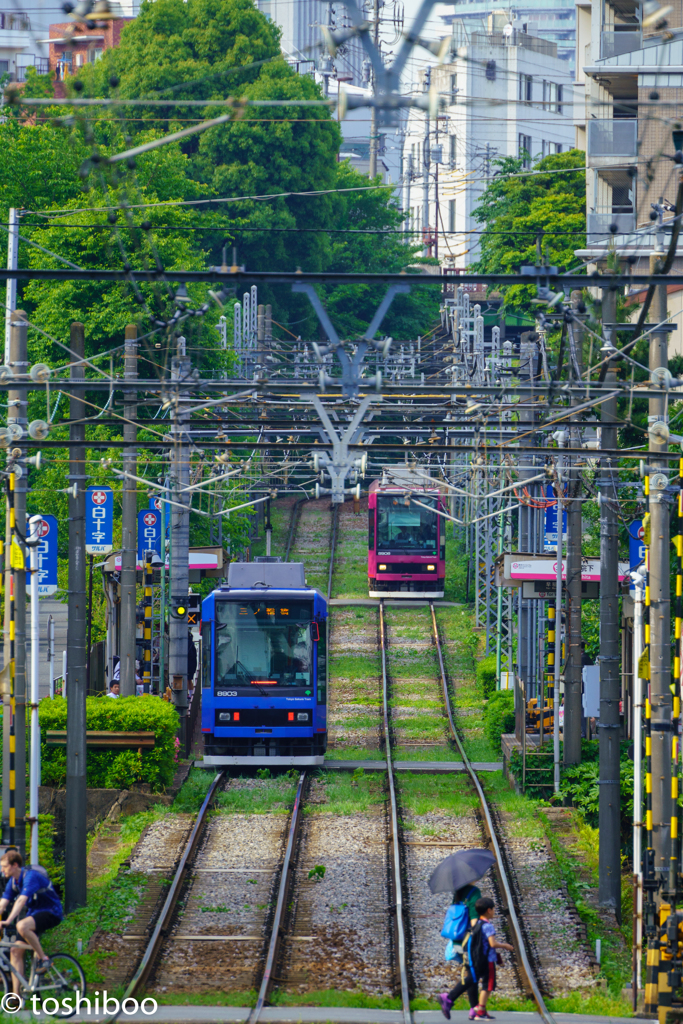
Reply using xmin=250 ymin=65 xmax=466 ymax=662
xmin=476 ymin=654 xmax=498 ymax=698
xmin=39 ymin=696 xmax=179 ymax=793
xmin=483 ymin=690 xmax=515 ymax=749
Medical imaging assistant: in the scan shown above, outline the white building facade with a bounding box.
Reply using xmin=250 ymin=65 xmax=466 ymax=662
xmin=0 ymin=11 xmax=49 ymax=82
xmin=402 ymin=23 xmax=575 ymax=267
xmin=573 ymin=0 xmax=683 ymax=352
xmin=255 ymin=0 xmax=365 ymax=86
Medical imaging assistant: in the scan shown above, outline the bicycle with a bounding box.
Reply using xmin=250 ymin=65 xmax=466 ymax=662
xmin=0 ymin=925 xmax=86 ymax=1019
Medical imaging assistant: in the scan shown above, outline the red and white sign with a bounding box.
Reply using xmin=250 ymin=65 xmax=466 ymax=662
xmin=503 ymin=554 xmax=629 ymax=583
xmin=91 ymin=490 xmax=108 ymax=505
xmin=36 ymin=519 xmax=50 ymax=538
xmin=143 ymin=512 xmax=157 ymax=527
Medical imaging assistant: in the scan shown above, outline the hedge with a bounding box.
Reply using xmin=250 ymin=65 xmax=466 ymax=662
xmin=39 ymin=696 xmax=180 ymax=792
xmin=483 ymin=690 xmax=515 ymax=749
xmin=475 ymin=653 xmax=498 ymax=699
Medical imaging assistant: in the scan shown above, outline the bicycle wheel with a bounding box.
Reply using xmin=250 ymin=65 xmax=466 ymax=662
xmin=38 ymin=954 xmax=86 ymax=1019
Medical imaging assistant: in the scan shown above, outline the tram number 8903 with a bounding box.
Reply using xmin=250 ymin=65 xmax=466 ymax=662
xmin=217 ymin=691 xmax=238 ymax=696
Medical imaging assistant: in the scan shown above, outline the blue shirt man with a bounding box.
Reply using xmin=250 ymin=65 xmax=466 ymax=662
xmin=0 ymin=850 xmax=63 ymax=986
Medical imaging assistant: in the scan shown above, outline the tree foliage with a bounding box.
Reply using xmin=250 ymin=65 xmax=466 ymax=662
xmin=471 ymin=149 xmax=586 ymax=315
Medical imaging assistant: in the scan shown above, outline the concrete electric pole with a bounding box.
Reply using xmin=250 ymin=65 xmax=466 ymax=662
xmin=368 ymin=0 xmax=380 ymax=179
xmin=598 ymin=286 xmax=621 ymax=919
xmin=169 ymin=337 xmax=191 ymax=750
xmin=120 ymin=325 xmax=138 ymax=697
xmin=564 ymin=292 xmax=584 ymax=765
xmin=648 ymin=253 xmax=672 ymax=893
xmin=65 ymin=321 xmax=87 ymax=911
xmin=422 ymin=66 xmax=431 ymax=258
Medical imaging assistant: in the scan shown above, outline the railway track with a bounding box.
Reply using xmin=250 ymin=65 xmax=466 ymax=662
xmin=427 ymin=603 xmax=556 ymax=1023
xmin=103 ymin=498 xmax=585 ymax=1021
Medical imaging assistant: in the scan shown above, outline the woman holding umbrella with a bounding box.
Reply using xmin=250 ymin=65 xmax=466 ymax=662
xmin=428 ymin=849 xmax=496 ymax=1021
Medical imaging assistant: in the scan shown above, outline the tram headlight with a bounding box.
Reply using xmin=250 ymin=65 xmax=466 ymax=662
xmin=297 ymin=713 xmax=309 ymax=721
xmin=378 ymin=564 xmax=387 ymax=571
xmin=427 ymin=565 xmax=436 ymax=571
xmin=218 ymin=712 xmax=231 ymax=721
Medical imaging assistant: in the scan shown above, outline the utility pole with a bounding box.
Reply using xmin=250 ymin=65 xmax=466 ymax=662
xmin=434 ymin=118 xmax=439 ymax=260
xmin=3 ymin=310 xmax=28 ymax=856
xmin=564 ymin=292 xmax=584 ymax=764
xmin=422 ymin=66 xmax=431 ymax=258
xmin=169 ymin=337 xmax=191 ymax=750
xmin=598 ymin=285 xmax=621 ymax=918
xmin=648 ymin=252 xmax=672 ymax=893
xmin=65 ymin=321 xmax=87 ymax=911
xmin=4 ymin=209 xmax=18 ymax=364
xmin=368 ymin=0 xmax=380 ymax=179
xmin=120 ymin=325 xmax=138 ymax=697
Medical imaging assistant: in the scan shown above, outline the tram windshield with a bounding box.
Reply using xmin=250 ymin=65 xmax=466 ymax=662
xmin=376 ymin=495 xmax=438 ymax=554
xmin=214 ymin=600 xmax=313 ymax=689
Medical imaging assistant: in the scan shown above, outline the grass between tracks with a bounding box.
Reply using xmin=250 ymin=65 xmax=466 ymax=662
xmin=481 ymin=772 xmax=634 ymax=1018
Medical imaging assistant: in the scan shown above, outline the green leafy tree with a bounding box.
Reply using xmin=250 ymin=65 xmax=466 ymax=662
xmin=471 ymin=149 xmax=586 ymax=316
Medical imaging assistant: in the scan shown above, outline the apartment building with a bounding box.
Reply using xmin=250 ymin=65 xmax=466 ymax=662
xmin=402 ymin=18 xmax=574 ymax=267
xmin=441 ymin=0 xmax=577 ymax=70
xmin=574 ymin=0 xmax=683 ymax=347
xmin=0 ymin=10 xmax=49 ymax=82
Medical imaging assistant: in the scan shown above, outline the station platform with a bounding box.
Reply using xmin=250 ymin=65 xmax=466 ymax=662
xmin=36 ymin=1006 xmax=654 ymax=1024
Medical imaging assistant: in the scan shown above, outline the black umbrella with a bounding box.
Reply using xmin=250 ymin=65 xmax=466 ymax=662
xmin=428 ymin=848 xmax=496 ymax=894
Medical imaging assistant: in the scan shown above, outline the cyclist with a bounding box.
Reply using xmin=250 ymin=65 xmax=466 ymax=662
xmin=0 ymin=850 xmax=64 ymax=988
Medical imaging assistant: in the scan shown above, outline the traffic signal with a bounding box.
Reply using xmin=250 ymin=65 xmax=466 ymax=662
xmin=170 ymin=598 xmax=187 ymax=620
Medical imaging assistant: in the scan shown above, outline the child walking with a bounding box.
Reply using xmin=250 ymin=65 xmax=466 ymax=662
xmin=469 ymin=896 xmax=513 ymax=1020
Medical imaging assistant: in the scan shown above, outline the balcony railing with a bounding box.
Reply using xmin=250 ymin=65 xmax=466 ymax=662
xmin=587 ymin=210 xmax=636 ymax=242
xmin=586 ymin=118 xmax=638 ymax=158
xmin=15 ymin=58 xmax=49 ymax=81
xmin=600 ymin=28 xmax=642 ymax=58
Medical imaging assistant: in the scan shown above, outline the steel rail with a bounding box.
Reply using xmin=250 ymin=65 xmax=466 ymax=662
xmin=285 ymin=496 xmax=308 ymax=561
xmin=379 ymin=600 xmax=413 ymax=1024
xmin=429 ymin=604 xmax=557 ymax=1024
xmin=247 ymin=770 xmax=308 ymax=1024
xmin=327 ymin=504 xmax=339 ymax=601
xmin=104 ymin=770 xmax=226 ymax=1024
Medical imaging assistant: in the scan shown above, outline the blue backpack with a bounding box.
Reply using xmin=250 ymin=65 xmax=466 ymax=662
xmin=441 ymin=902 xmax=470 ymax=942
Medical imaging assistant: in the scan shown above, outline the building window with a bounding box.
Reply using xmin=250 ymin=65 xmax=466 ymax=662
xmin=450 ymin=73 xmax=457 ymax=97
xmin=0 ymin=60 xmax=8 ymax=75
xmin=554 ymin=142 xmax=563 ymax=154
xmin=449 ymin=134 xmax=456 ymax=166
xmin=75 ymin=52 xmax=84 ymax=66
xmin=518 ymin=134 xmax=532 ymax=167
xmin=448 ymin=199 xmax=456 ymax=233
xmin=485 ymin=60 xmax=496 ymax=80
xmin=519 ymin=74 xmax=532 ymax=103
xmin=557 ymin=84 xmax=563 ymax=114
xmin=541 ymin=139 xmax=547 ymax=158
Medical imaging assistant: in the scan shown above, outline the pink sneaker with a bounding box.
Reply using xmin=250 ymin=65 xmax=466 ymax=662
xmin=437 ymin=993 xmax=453 ymax=1020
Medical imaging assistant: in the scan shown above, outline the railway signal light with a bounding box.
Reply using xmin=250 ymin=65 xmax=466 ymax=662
xmin=171 ymin=599 xmax=187 ymax=620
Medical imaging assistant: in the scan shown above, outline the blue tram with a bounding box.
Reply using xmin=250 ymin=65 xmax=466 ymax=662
xmin=201 ymin=560 xmax=328 ymax=766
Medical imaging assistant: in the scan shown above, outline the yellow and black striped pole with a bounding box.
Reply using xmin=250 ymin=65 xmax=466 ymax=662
xmin=545 ymin=601 xmax=555 ymax=744
xmin=143 ymin=551 xmax=153 ymax=693
xmin=643 ymin=500 xmax=660 ymax=1018
xmin=7 ymin=473 xmax=17 ymax=849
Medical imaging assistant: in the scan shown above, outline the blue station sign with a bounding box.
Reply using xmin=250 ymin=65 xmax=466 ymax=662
xmin=34 ymin=514 xmax=58 ymax=597
xmin=138 ymin=508 xmax=162 ymax=559
xmin=85 ymin=486 xmax=114 ymax=555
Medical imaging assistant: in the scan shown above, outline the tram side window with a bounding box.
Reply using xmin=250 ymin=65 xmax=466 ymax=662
xmin=368 ymin=508 xmax=375 ymax=550
xmin=317 ymin=619 xmax=327 ymax=704
xmin=202 ymin=622 xmax=211 ymax=688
